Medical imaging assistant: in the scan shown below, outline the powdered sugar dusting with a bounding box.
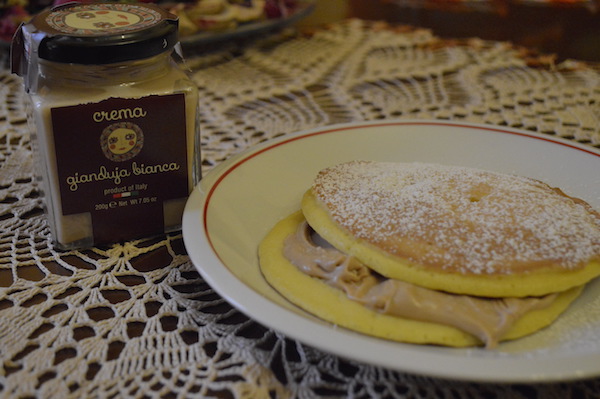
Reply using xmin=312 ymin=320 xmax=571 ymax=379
xmin=312 ymin=161 xmax=600 ymax=275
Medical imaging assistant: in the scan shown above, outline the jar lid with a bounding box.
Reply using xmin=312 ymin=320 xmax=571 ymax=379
xmin=19 ymin=2 xmax=179 ymax=64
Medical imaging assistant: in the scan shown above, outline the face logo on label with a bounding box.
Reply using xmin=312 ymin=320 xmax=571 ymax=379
xmin=75 ymin=12 xmax=95 ymax=20
xmin=100 ymin=122 xmax=144 ymax=162
xmin=45 ymin=4 xmax=161 ymax=35
xmin=60 ymin=9 xmax=142 ymax=32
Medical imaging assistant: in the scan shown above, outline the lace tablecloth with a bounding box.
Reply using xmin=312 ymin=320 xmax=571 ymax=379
xmin=1 ymin=19 xmax=600 ymax=398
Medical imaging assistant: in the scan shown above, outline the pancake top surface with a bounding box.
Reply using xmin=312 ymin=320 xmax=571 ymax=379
xmin=311 ymin=161 xmax=600 ymax=275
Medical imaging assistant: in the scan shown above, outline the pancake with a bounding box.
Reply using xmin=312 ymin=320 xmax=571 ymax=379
xmin=303 ymin=161 xmax=600 ymax=298
xmin=258 ymin=161 xmax=599 ymax=348
xmin=259 ymin=211 xmax=584 ymax=348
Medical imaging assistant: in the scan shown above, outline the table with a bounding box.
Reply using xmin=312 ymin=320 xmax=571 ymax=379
xmin=348 ymin=0 xmax=600 ymax=62
xmin=1 ymin=19 xmax=600 ymax=398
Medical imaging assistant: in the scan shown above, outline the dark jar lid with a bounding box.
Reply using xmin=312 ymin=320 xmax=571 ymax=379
xmin=15 ymin=2 xmax=179 ymax=65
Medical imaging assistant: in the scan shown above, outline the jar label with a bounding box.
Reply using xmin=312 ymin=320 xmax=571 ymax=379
xmin=51 ymin=93 xmax=189 ymax=245
xmin=45 ymin=3 xmax=163 ymax=36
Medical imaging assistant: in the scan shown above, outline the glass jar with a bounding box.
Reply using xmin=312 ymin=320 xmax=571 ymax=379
xmin=12 ymin=2 xmax=200 ymax=249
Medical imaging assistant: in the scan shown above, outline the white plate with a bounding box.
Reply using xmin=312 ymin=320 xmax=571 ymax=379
xmin=179 ymin=0 xmax=315 ymax=47
xmin=182 ymin=120 xmax=600 ymax=383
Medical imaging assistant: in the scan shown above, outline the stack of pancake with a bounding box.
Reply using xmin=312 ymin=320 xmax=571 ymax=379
xmin=259 ymin=161 xmax=600 ymax=348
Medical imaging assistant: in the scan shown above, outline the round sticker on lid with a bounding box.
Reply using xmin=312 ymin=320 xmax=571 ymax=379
xmin=45 ymin=3 xmax=163 ymax=36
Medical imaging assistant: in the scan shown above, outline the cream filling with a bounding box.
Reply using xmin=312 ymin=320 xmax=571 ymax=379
xmin=283 ymin=221 xmax=556 ymax=348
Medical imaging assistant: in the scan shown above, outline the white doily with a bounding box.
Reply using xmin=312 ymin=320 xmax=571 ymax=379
xmin=1 ymin=19 xmax=600 ymax=398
